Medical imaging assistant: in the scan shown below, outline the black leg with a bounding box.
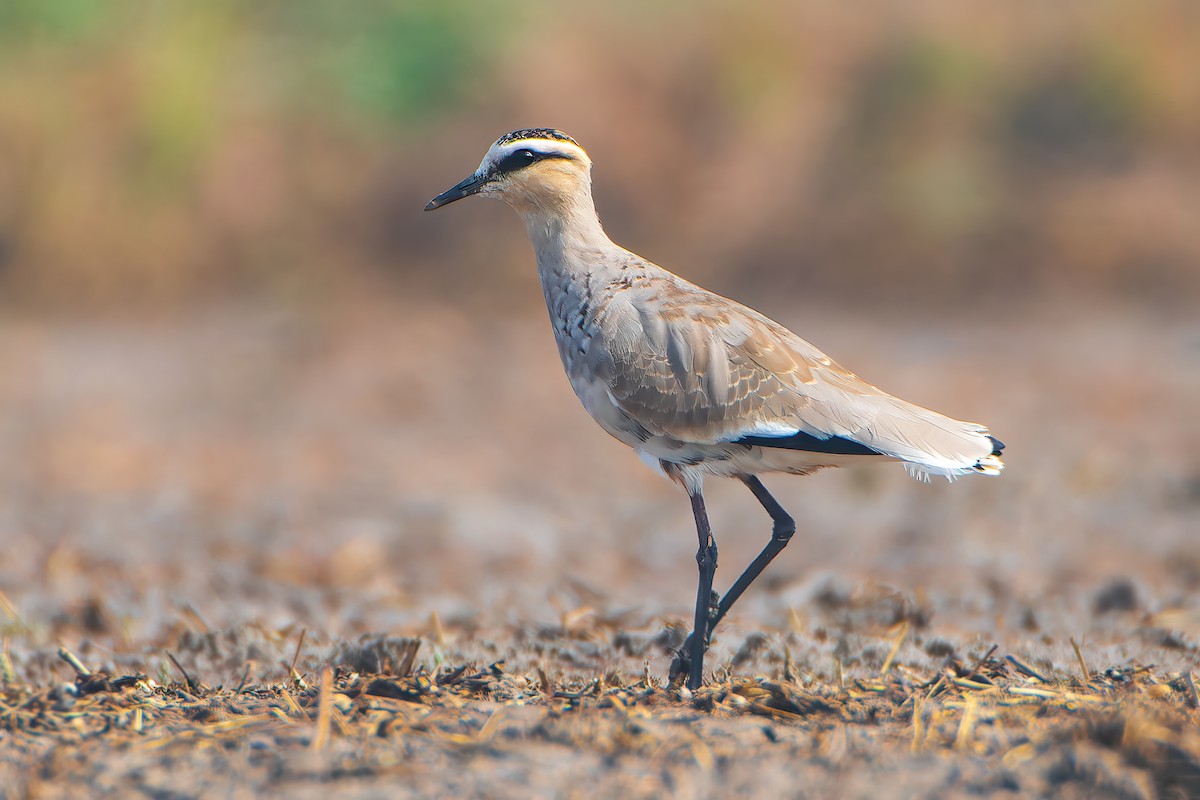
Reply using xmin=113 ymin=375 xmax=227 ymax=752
xmin=686 ymin=489 xmax=718 ymax=690
xmin=669 ymin=477 xmax=794 ymax=689
xmin=704 ymin=476 xmax=797 ymax=634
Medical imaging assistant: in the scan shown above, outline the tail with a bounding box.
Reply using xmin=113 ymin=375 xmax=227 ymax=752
xmin=904 ymin=432 xmax=1005 ymax=482
xmin=727 ymin=362 xmax=1007 ymax=482
xmin=816 ymin=391 xmax=1005 ymax=482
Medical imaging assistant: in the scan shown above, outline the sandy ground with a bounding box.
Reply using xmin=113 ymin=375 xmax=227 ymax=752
xmin=1 ymin=296 xmax=1199 ymax=797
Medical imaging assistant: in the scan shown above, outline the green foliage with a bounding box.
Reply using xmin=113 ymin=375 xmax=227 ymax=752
xmin=0 ymin=0 xmax=516 ymax=126
xmin=0 ymin=0 xmax=107 ymax=46
xmin=290 ymin=0 xmax=508 ymax=123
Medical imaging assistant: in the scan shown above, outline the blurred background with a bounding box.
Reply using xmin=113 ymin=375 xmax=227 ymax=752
xmin=1 ymin=0 xmax=1197 ymax=311
xmin=1 ymin=1 xmax=1199 ymax=683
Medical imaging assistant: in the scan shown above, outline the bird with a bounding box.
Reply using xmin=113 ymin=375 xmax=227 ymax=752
xmin=425 ymin=128 xmax=1004 ymax=691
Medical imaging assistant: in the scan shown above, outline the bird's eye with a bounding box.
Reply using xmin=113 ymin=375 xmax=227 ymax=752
xmin=495 ymin=148 xmax=542 ymax=174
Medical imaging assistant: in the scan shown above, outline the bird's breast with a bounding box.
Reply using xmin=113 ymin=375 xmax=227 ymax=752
xmin=564 ymin=369 xmax=650 ymax=449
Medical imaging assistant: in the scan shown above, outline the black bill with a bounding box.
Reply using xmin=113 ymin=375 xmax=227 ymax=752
xmin=424 ymin=172 xmax=489 ymax=210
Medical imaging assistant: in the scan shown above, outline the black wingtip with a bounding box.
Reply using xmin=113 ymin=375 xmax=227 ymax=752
xmin=987 ymin=435 xmax=1006 ymax=456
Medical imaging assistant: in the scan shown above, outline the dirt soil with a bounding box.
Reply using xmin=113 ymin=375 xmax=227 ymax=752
xmin=2 ymin=297 xmax=1199 ymax=798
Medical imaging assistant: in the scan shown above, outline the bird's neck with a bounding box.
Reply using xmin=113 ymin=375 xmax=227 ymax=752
xmin=521 ymin=192 xmax=607 ymax=250
xmin=519 ymin=191 xmax=612 ymax=288
xmin=513 ymin=192 xmax=615 ymax=355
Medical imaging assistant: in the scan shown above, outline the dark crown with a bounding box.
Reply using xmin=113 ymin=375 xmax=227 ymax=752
xmin=495 ymin=128 xmax=579 ymax=147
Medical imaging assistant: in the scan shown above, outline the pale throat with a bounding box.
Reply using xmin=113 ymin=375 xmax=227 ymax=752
xmin=517 ymin=179 xmax=607 ymax=249
xmin=511 ymin=186 xmax=612 ymax=340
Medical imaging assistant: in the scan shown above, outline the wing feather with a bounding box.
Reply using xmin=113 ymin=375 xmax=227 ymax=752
xmin=596 ymin=275 xmax=998 ymax=473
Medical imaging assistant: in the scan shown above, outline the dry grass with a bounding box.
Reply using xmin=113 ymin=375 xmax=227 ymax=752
xmin=1 ymin=299 xmax=1199 ymax=797
xmin=5 ymin=631 xmax=1200 ymax=798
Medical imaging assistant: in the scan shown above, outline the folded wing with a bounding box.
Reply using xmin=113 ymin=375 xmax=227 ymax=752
xmin=596 ymin=277 xmax=1003 ymax=478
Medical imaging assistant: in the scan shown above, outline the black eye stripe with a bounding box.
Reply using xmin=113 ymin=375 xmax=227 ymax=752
xmin=493 ymin=148 xmax=571 ymax=175
xmin=497 ymin=149 xmax=536 ymax=172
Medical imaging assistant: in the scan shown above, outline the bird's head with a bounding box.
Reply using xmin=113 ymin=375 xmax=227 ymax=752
xmin=425 ymin=128 xmax=592 ymax=216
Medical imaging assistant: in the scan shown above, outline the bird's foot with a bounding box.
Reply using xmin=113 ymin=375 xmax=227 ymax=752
xmin=668 ymin=591 xmax=720 ymax=689
xmin=669 ymin=638 xmax=704 ymax=690
xmin=668 ymin=648 xmax=690 ymax=688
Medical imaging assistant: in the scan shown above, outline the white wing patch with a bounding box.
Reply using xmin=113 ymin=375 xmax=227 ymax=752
xmin=731 ymin=420 xmax=803 ymax=439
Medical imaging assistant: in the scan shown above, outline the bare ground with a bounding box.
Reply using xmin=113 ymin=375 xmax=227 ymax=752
xmin=2 ymin=296 xmax=1200 ymax=798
